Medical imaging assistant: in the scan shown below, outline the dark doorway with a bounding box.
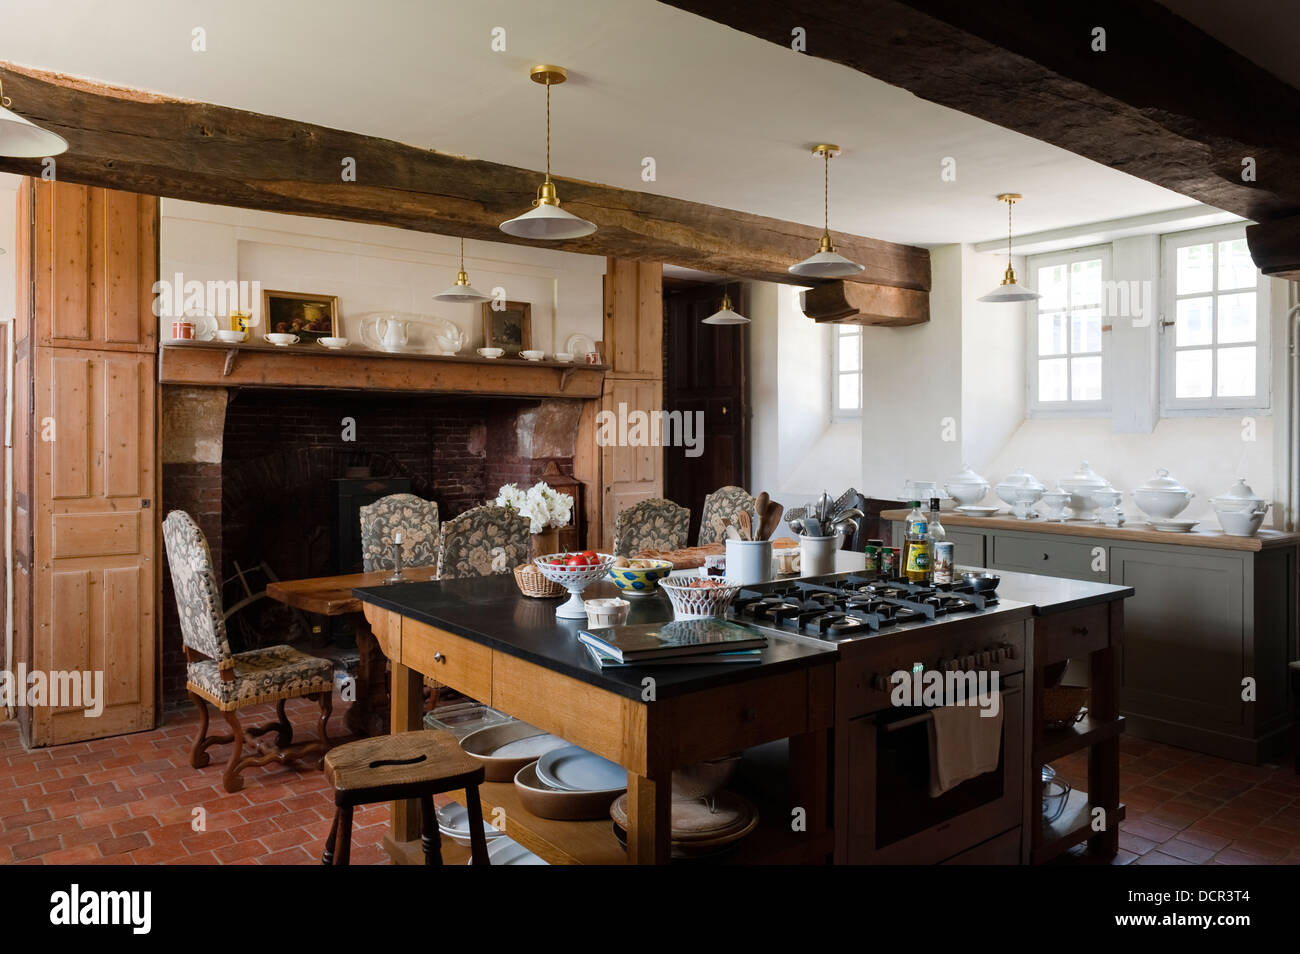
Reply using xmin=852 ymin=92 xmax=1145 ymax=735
xmin=663 ymin=281 xmax=750 ymax=543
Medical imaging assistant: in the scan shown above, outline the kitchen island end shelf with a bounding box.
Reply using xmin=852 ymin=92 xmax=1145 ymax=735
xmin=354 ymin=575 xmax=838 ymax=865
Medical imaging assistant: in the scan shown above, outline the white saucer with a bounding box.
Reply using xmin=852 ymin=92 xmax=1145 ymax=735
xmin=955 ymin=506 xmax=999 ymax=516
xmin=1148 ymin=518 xmax=1198 ymax=532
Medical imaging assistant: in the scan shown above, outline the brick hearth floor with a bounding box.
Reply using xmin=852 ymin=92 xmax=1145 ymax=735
xmin=1 ymin=702 xmax=1298 ymax=865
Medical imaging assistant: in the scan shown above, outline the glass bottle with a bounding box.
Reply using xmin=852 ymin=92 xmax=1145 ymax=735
xmin=904 ymin=501 xmax=931 ymax=583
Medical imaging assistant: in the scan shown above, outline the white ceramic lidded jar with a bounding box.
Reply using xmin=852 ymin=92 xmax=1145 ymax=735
xmin=944 ymin=463 xmax=990 ymax=508
xmin=1059 ymin=460 xmax=1110 ymax=519
xmin=1209 ymin=477 xmax=1266 ymax=514
xmin=995 ymin=467 xmax=1045 ymax=508
xmin=1210 ymin=478 xmax=1270 ymax=537
xmin=1130 ymin=468 xmax=1195 ymax=521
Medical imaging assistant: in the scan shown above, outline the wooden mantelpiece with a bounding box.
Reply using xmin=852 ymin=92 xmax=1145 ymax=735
xmin=159 ymin=340 xmax=607 ymax=399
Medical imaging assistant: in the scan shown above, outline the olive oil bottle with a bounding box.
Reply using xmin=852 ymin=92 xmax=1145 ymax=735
xmin=904 ymin=500 xmax=932 ymax=583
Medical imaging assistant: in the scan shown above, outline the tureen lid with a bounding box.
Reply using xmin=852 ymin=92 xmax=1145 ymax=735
xmin=1137 ymin=468 xmax=1190 ymax=493
xmin=946 ymin=462 xmax=988 ymax=486
xmin=997 ymin=466 xmax=1044 ymax=490
xmin=1215 ymin=477 xmax=1261 ymax=500
xmin=1062 ymin=460 xmax=1108 ymax=488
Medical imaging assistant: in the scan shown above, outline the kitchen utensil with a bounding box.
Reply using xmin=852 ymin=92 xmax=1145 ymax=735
xmin=1059 ymin=461 xmax=1109 ymax=518
xmin=805 ymin=517 xmax=823 ymax=536
xmin=1041 ymin=765 xmax=1071 ymax=822
xmin=459 ymin=721 xmax=567 ymax=781
xmin=725 ymin=539 xmax=773 ymax=584
xmin=761 ymin=501 xmax=785 ymax=540
xmin=736 ymin=509 xmax=753 ymax=541
xmin=961 ymin=571 xmax=1000 ymax=593
xmin=1147 ymin=518 xmax=1198 ymax=532
xmin=1130 ymin=468 xmax=1195 ymax=520
xmin=514 ymin=761 xmax=624 ymax=821
xmin=1215 ymin=506 xmax=1268 ymax=537
xmin=532 ymin=552 xmax=618 ymax=618
xmin=818 ymin=492 xmax=833 ymax=525
xmin=755 ymin=491 xmax=770 ymax=528
xmin=672 ymin=755 xmax=742 ymax=801
xmin=1209 ymin=477 xmax=1266 ymax=514
xmin=832 ymin=517 xmax=859 ymax=539
xmin=722 ymin=518 xmax=741 ymax=541
xmin=788 ymin=517 xmax=806 ymax=535
xmin=538 ymin=744 xmax=628 ymax=793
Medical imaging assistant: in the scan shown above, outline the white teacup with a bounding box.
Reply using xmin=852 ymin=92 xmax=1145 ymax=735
xmin=266 ymin=333 xmax=299 ymax=346
xmin=520 ymin=349 xmax=545 ymax=361
xmin=215 ymin=329 xmax=245 ymax=344
xmin=318 ymin=337 xmax=349 ymax=349
xmin=553 ymin=352 xmax=573 ymax=363
xmin=477 ymin=347 xmax=504 ymax=359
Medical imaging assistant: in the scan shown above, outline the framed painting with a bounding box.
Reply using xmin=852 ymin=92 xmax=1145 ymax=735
xmin=482 ymin=301 xmax=532 ymax=357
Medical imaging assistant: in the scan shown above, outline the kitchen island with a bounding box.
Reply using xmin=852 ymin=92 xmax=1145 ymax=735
xmin=355 ymin=575 xmax=838 ymax=865
xmin=355 ymin=565 xmax=1133 ymax=865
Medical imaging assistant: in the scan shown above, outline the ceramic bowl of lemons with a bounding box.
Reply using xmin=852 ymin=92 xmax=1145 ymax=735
xmin=606 ymin=558 xmax=674 ymax=596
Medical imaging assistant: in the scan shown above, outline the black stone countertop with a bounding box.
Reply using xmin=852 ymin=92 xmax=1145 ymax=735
xmin=353 ymin=575 xmax=837 ymax=701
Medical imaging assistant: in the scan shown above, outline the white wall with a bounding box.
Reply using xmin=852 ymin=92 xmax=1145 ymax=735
xmin=0 ymin=174 xmax=20 ymax=321
xmin=961 ymin=244 xmax=1026 ymax=474
xmin=159 ymin=199 xmax=606 ymax=353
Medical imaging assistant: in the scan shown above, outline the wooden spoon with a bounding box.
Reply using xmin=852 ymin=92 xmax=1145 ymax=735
xmin=760 ymin=500 xmax=785 ymax=541
xmin=736 ymin=509 xmax=753 ymax=541
xmin=755 ymin=492 xmax=770 ymax=534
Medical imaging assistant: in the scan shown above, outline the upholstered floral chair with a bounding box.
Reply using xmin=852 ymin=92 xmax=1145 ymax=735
xmin=359 ymin=493 xmax=440 ymax=572
xmin=698 ymin=485 xmax=756 ymax=545
xmin=614 ymin=498 xmax=691 ymax=556
xmin=437 ymin=505 xmax=532 ymax=580
xmin=162 ymin=511 xmax=334 ymax=793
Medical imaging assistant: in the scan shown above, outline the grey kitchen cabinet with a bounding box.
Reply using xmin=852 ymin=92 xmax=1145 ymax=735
xmin=886 ymin=510 xmax=1299 ymax=762
xmin=948 ymin=528 xmax=986 ymax=568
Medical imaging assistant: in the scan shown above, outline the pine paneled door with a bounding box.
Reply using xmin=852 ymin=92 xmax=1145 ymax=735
xmin=15 ymin=180 xmax=159 ymax=745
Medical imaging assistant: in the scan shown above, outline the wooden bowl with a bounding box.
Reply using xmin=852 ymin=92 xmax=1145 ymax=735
xmin=513 ymin=761 xmax=625 ymax=821
xmin=459 ymin=721 xmax=566 ymax=782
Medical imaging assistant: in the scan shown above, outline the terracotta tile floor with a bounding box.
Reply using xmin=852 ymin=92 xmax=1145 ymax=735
xmin=1055 ymin=735 xmax=1300 ymax=865
xmin=1 ymin=704 xmax=1298 ymax=865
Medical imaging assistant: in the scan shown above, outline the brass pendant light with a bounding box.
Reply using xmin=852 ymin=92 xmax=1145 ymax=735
xmin=789 ymin=144 xmax=864 ymax=279
xmin=499 ymin=66 xmax=596 ymax=241
xmin=978 ymin=193 xmax=1041 ymax=303
xmin=702 ymin=289 xmax=748 ymax=325
xmin=0 ymin=75 xmax=68 ymax=157
xmin=433 ymin=237 xmax=491 ymax=303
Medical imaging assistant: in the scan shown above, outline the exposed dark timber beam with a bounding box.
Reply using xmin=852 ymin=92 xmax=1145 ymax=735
xmin=800 ymin=281 xmax=928 ymax=327
xmin=0 ymin=63 xmax=929 ymax=296
xmin=663 ymin=0 xmax=1300 ymax=262
xmin=1246 ymin=218 xmax=1300 ymax=283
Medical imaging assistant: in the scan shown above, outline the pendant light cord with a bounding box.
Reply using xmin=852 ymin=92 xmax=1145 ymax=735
xmin=460 ymin=236 xmax=465 ymax=270
xmin=823 ymin=150 xmax=830 ymax=237
xmin=1006 ymin=197 xmax=1013 ymax=268
xmin=545 ymin=80 xmax=552 ymax=184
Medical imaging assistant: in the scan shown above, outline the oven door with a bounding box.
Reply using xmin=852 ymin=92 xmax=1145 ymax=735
xmin=844 ymin=673 xmax=1024 ymax=864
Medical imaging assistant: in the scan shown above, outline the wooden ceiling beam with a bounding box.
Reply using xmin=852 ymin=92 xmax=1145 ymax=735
xmin=0 ymin=63 xmax=929 ymax=297
xmin=663 ymin=0 xmax=1300 ymax=263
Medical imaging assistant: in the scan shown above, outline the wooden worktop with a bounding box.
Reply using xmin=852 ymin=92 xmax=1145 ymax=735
xmin=880 ymin=508 xmax=1300 ymax=552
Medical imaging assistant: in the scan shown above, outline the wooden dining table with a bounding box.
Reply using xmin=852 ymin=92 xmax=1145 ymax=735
xmin=266 ymin=567 xmax=438 ymax=737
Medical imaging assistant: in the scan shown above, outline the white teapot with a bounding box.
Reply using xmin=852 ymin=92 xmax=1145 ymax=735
xmin=374 ymin=316 xmax=409 ymax=353
xmin=434 ymin=327 xmax=464 ymax=355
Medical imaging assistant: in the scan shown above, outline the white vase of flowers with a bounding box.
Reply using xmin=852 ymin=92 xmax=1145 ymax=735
xmin=496 ymin=481 xmax=575 ymax=556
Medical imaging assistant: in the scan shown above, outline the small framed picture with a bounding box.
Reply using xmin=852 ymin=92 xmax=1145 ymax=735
xmin=482 ymin=301 xmax=532 ymax=357
xmin=262 ymin=290 xmax=340 ymax=339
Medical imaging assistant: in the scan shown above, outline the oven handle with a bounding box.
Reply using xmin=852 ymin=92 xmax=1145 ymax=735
xmin=881 ymin=685 xmax=1023 ymax=732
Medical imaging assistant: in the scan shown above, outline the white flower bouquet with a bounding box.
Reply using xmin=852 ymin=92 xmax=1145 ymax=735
xmin=495 ymin=481 xmax=574 ymax=534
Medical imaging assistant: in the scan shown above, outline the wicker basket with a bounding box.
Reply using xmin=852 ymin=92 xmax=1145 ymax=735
xmin=1041 ymin=686 xmax=1090 ymax=729
xmin=513 ymin=563 xmax=565 ymax=598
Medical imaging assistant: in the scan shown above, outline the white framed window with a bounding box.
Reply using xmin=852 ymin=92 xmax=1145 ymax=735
xmin=1027 ymin=245 xmax=1112 ymax=415
xmin=1160 ymin=225 xmax=1269 ymax=413
xmin=833 ymin=324 xmax=863 ymax=417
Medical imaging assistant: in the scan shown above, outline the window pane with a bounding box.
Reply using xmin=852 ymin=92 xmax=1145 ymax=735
xmin=1217 ymin=292 xmax=1256 ymax=344
xmin=1217 ymin=239 xmax=1256 ymax=290
xmin=838 ymin=335 xmax=860 ymax=372
xmin=1175 ymin=349 xmax=1213 ymax=399
xmin=1038 ymin=313 xmax=1068 ymax=356
xmin=1176 ymin=243 xmax=1214 ymax=294
xmin=1175 ymin=297 xmax=1213 ymax=347
xmin=1070 ymin=356 xmax=1102 ymax=401
xmin=1216 ymin=346 xmax=1256 ymax=398
xmin=838 ymin=372 xmax=861 ymax=410
xmin=1038 ymin=358 xmax=1068 ymax=402
xmin=1070 ymin=259 xmax=1103 ymax=308
xmin=1037 ymin=264 xmax=1067 ymax=311
xmin=1071 ymin=308 xmax=1102 ymax=354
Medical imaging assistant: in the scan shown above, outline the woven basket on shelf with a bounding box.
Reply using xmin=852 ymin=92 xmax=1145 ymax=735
xmin=514 ymin=563 xmax=565 ymax=598
xmin=1041 ymin=686 xmax=1090 ymax=729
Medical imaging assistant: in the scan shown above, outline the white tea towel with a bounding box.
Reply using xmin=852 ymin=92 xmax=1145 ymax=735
xmin=926 ymin=694 xmax=1004 ymax=797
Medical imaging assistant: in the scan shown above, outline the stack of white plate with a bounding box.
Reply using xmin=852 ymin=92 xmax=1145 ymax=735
xmin=435 ymin=801 xmax=503 ymax=847
xmin=536 ymin=745 xmax=628 ymax=792
xmin=465 ymin=835 xmax=548 ymax=865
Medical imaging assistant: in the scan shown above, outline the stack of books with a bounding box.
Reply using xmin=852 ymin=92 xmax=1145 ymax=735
xmin=578 ymin=619 xmax=768 ymax=668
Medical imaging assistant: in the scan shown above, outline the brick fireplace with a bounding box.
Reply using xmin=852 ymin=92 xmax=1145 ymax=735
xmin=159 ymin=383 xmax=587 ymax=706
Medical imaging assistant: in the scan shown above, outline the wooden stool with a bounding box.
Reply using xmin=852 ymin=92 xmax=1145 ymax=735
xmin=321 ymin=729 xmax=490 ymax=865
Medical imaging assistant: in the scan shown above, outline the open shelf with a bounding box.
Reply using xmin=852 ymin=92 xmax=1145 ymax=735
xmin=1034 ymin=714 xmax=1125 ymax=764
xmin=1034 ymin=787 xmax=1125 ymax=865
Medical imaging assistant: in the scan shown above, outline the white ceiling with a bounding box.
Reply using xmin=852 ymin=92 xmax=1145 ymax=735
xmin=1 ymin=0 xmax=1209 ymax=248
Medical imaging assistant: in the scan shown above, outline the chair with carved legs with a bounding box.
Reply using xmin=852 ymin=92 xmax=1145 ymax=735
xmin=163 ymin=511 xmax=336 ymax=793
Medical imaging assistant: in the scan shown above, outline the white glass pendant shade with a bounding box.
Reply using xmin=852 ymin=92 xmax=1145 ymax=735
xmin=0 ymin=104 xmax=68 ymax=157
xmin=701 ymin=294 xmax=749 ymax=325
xmin=789 ymin=247 xmax=866 ymax=279
xmin=499 ymin=200 xmax=596 ymax=240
